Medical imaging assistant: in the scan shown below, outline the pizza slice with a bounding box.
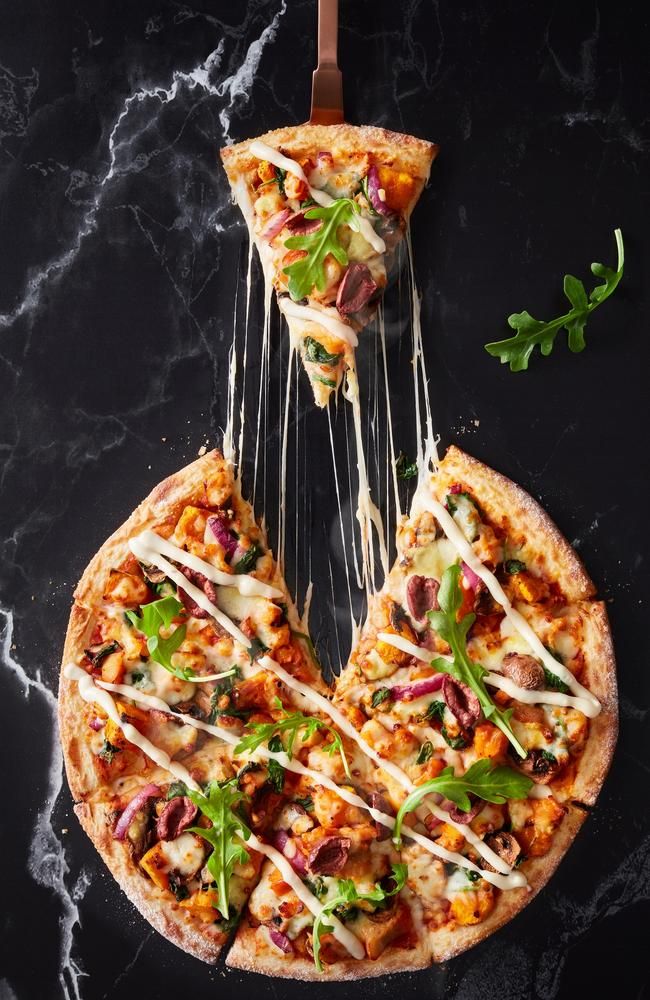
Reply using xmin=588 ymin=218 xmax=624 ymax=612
xmin=59 ymin=451 xmax=326 ymax=962
xmin=221 ymin=124 xmax=437 ymax=406
xmin=333 ymin=445 xmax=617 ymax=961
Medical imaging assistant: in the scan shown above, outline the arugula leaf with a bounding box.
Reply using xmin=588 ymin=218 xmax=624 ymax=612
xmin=291 ymin=630 xmax=323 ymax=671
xmin=428 ymin=565 xmax=526 ymax=757
xmin=295 ymin=795 xmax=314 ymax=812
xmin=275 ymin=166 xmax=287 ymax=196
xmin=312 ymin=374 xmax=337 ymax=388
xmin=543 ymin=666 xmax=569 ymax=694
xmin=283 ymin=198 xmax=361 ymax=301
xmin=234 ymin=710 xmax=351 ymax=780
xmin=395 ymin=452 xmax=418 ymax=480
xmin=233 ymin=543 xmax=262 ymax=575
xmin=416 ymin=740 xmax=433 ymax=765
xmin=312 ymin=864 xmax=407 ymax=972
xmin=186 ymin=779 xmax=251 ymax=920
xmin=392 ymin=759 xmax=533 ymax=846
xmin=485 ymin=229 xmax=624 ymax=371
xmin=304 ymin=336 xmax=341 ymax=367
xmin=440 ymin=726 xmax=469 ymax=750
xmin=125 ymin=595 xmax=190 ymax=680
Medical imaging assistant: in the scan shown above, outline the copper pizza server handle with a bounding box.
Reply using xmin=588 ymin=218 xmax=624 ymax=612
xmin=310 ymin=0 xmax=344 ymax=125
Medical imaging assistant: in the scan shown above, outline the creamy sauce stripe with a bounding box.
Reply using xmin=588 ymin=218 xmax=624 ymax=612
xmin=279 ymin=298 xmax=358 ymax=347
xmin=64 ymin=664 xmax=362 ymax=960
xmin=259 ymin=656 xmax=526 ymax=886
xmin=375 ymin=631 xmax=597 ymax=716
xmin=413 ymin=494 xmax=601 ymax=716
xmin=248 ymin=140 xmax=386 ymax=254
xmin=87 ymin=670 xmax=523 ymax=891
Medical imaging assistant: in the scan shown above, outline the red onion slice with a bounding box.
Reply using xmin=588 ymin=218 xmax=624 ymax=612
xmin=261 ymin=208 xmax=291 ymax=242
xmin=442 ymin=675 xmax=481 ymax=729
xmin=207 ymin=515 xmax=238 ymax=558
xmin=113 ymin=784 xmax=160 ymax=841
xmin=390 ymin=675 xmax=445 ymax=702
xmin=285 ymin=212 xmax=321 ymax=235
xmin=88 ymin=716 xmax=105 ymax=731
xmin=461 ymin=561 xmax=483 ymax=593
xmin=271 ymin=830 xmax=307 ymax=875
xmin=443 ymin=799 xmax=482 ymax=824
xmin=336 ymin=262 xmax=377 ymax=317
xmin=366 ymin=165 xmax=393 ymax=216
xmin=269 ymin=928 xmax=294 ymax=954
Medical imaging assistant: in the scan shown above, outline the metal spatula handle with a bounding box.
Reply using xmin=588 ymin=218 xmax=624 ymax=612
xmin=310 ymin=0 xmax=344 ymax=124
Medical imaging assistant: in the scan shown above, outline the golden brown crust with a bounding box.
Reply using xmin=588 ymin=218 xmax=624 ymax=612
xmin=58 ymin=451 xmax=233 ymax=802
xmin=429 ymin=804 xmax=587 ymax=961
xmin=226 ymin=922 xmax=430 ymax=980
xmin=436 ymin=445 xmax=596 ymax=602
xmin=570 ymin=600 xmax=618 ymax=805
xmin=74 ymin=801 xmax=225 ymax=964
xmin=221 ymin=122 xmax=438 ymax=207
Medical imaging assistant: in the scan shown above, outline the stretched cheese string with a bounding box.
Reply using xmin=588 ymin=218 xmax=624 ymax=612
xmin=248 ymin=140 xmax=386 ymax=254
xmin=63 ymin=664 xmax=363 ymax=960
xmin=411 ymin=495 xmax=602 ymax=716
xmin=258 ymin=657 xmax=526 ymax=884
xmin=374 ymin=631 xmax=599 ymax=717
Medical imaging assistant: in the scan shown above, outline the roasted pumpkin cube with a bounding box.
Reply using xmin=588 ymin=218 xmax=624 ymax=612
xmin=100 ymin=650 xmax=125 ymax=684
xmin=473 ymin=722 xmax=509 ymax=760
xmin=376 ymin=166 xmax=416 ymax=213
xmin=103 ymin=570 xmax=150 ymax=607
xmin=179 ymin=888 xmax=219 ymax=923
xmin=450 ymin=884 xmax=495 ymax=926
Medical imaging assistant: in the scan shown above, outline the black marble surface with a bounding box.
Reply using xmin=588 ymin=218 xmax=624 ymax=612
xmin=1 ymin=1 xmax=648 ymax=998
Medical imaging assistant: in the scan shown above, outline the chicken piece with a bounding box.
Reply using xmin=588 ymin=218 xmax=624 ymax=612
xmin=354 ymin=901 xmax=414 ymax=960
xmin=311 ymin=786 xmax=367 ymax=829
xmin=450 ymin=883 xmax=495 ymax=925
xmin=508 ymin=796 xmax=566 ymax=857
xmin=103 ymin=570 xmax=150 ymax=607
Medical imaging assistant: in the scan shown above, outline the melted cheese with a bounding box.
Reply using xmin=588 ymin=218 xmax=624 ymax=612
xmin=248 ymin=140 xmax=386 ymax=254
xmin=278 ymin=298 xmax=358 ymax=347
xmin=410 ymin=494 xmax=601 ymax=717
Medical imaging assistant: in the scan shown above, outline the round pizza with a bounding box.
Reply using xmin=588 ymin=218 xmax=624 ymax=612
xmin=58 ymin=446 xmax=617 ymax=978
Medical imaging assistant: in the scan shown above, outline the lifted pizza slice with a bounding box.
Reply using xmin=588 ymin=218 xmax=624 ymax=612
xmin=221 ymin=123 xmax=437 ymax=406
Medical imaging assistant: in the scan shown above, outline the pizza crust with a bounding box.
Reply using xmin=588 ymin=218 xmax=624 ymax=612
xmin=429 ymin=804 xmax=588 ymax=962
xmin=74 ymin=800 xmax=226 ymax=964
xmin=435 ymin=445 xmax=596 ymax=602
xmin=58 ymin=451 xmax=234 ymax=802
xmin=226 ymin=921 xmax=431 ymax=980
xmin=221 ymin=122 xmax=438 ymax=217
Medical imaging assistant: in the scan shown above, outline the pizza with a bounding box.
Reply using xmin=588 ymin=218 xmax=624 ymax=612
xmin=221 ymin=124 xmax=437 ymax=406
xmin=58 ymin=446 xmax=616 ymax=978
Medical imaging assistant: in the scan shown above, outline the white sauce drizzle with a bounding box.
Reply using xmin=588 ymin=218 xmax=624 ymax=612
xmin=64 ymin=665 xmax=362 ymax=959
xmin=248 ymin=140 xmax=386 ymax=254
xmin=89 ymin=669 xmax=521 ymax=892
xmin=278 ymin=298 xmax=358 ymax=348
xmin=129 ymin=536 xmax=249 ymax=647
xmin=130 ymin=530 xmax=281 ymax=600
xmin=412 ymin=495 xmax=601 ymax=717
xmin=374 ymin=632 xmax=597 ymax=716
xmin=258 ymin=657 xmax=526 ymax=888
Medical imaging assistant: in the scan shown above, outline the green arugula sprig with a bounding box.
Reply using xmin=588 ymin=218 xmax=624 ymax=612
xmin=234 ymin=704 xmax=351 ymax=780
xmin=187 ymin=779 xmax=251 ymax=920
xmin=485 ymin=229 xmax=624 ymax=371
xmin=395 ymin=452 xmax=418 ymax=480
xmin=428 ymin=565 xmax=526 ymax=758
xmin=283 ymin=198 xmax=361 ymax=301
xmin=392 ymin=759 xmax=532 ymax=846
xmin=125 ymin=595 xmax=191 ymax=680
xmin=312 ymin=864 xmax=407 ymax=973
